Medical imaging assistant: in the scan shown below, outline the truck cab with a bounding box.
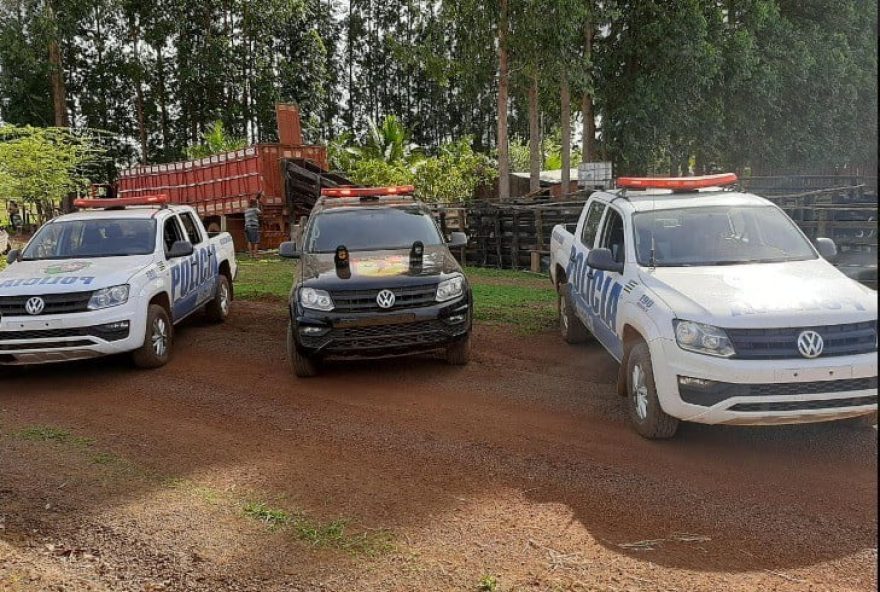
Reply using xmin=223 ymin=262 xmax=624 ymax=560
xmin=549 ymin=174 xmax=877 ymax=438
xmin=279 ymin=186 xmax=472 ymax=377
xmin=0 ymin=195 xmax=237 ymax=368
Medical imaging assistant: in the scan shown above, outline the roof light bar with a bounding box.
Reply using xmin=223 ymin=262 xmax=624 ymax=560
xmin=616 ymin=173 xmax=738 ymax=190
xmin=74 ymin=194 xmax=170 ymax=209
xmin=321 ymin=185 xmax=415 ymax=198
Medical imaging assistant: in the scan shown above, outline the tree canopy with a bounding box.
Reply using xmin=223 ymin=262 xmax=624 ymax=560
xmin=0 ymin=0 xmax=874 ymax=182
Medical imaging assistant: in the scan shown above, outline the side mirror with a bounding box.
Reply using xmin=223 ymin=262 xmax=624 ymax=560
xmin=279 ymin=241 xmax=301 ymax=259
xmin=587 ymin=247 xmax=624 ymax=274
xmin=168 ymin=240 xmax=194 ymax=259
xmin=6 ymin=249 xmax=20 ymax=265
xmin=448 ymin=232 xmax=468 ymax=248
xmin=815 ymin=237 xmax=837 ymax=260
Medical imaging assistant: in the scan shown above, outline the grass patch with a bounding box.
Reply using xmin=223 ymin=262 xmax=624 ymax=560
xmin=16 ymin=426 xmax=95 ymax=448
xmin=472 ymin=283 xmax=556 ymax=333
xmin=234 ymin=257 xmax=557 ymax=333
xmin=243 ymin=501 xmax=394 ymax=556
xmin=478 ymin=574 xmax=499 ymax=591
xmin=235 ymin=258 xmax=295 ymax=301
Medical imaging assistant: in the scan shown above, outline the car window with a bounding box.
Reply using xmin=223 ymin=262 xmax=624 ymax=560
xmin=163 ymin=216 xmax=185 ymax=256
xmin=580 ymin=201 xmax=606 ymax=248
xmin=599 ymin=208 xmax=626 ymax=264
xmin=305 ymin=207 xmax=444 ymax=253
xmin=22 ymin=219 xmax=156 ymax=260
xmin=179 ymin=212 xmax=204 ymax=245
xmin=632 ymin=205 xmax=818 ymax=266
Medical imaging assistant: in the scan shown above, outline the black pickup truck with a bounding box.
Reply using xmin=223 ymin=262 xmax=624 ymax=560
xmin=279 ymin=188 xmax=472 ymax=377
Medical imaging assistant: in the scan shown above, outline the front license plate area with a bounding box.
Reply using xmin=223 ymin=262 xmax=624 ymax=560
xmin=334 ymin=314 xmax=417 ymax=329
xmin=772 ymin=366 xmax=853 ymax=382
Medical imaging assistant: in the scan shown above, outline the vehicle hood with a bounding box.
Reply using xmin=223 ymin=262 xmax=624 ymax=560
xmin=0 ymin=256 xmax=153 ymax=294
xmin=639 ymin=259 xmax=877 ymax=328
xmin=299 ymin=246 xmax=462 ymax=290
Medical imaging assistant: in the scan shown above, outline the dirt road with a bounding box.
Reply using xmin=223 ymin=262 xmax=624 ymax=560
xmin=1 ymin=302 xmax=876 ymax=591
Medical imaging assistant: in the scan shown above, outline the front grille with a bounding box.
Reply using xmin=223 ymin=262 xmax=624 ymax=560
xmin=0 ymin=340 xmax=93 ymax=351
xmin=727 ymin=321 xmax=877 ymax=360
xmin=680 ymin=376 xmax=878 ymax=407
xmin=730 ymin=395 xmax=877 ymax=412
xmin=301 ymin=319 xmax=465 ymax=353
xmin=0 ymin=325 xmax=129 ymax=343
xmin=329 ymin=284 xmax=438 ymax=313
xmin=0 ymin=291 xmax=93 ymax=316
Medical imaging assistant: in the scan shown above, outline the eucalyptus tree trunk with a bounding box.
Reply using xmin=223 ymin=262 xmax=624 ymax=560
xmin=561 ymin=76 xmax=571 ymax=195
xmin=46 ymin=3 xmax=68 ymax=128
xmin=497 ymin=0 xmax=510 ymax=200
xmin=581 ymin=19 xmax=595 ymax=163
xmin=528 ymin=73 xmax=541 ymax=192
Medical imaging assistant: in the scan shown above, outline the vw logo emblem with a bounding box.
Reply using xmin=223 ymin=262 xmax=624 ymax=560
xmin=797 ymin=330 xmax=824 ymax=359
xmin=25 ymin=296 xmax=46 ymax=316
xmin=376 ymin=289 xmax=396 ymax=309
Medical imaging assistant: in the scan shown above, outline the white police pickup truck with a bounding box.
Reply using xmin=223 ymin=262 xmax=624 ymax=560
xmin=550 ymin=173 xmax=878 ymax=439
xmin=0 ymin=195 xmax=236 ymax=368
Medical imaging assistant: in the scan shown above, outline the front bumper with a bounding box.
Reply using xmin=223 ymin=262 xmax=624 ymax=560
xmin=292 ymin=294 xmax=471 ymax=359
xmin=0 ymin=299 xmax=147 ymax=365
xmin=650 ymin=338 xmax=878 ymax=425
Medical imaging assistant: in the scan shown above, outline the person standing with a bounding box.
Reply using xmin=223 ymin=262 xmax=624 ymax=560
xmin=244 ymin=195 xmax=262 ymax=258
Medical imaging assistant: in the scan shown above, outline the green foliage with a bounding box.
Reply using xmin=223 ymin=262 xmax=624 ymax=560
xmin=185 ymin=121 xmax=247 ymax=160
xmin=360 ymin=116 xmax=420 ymax=163
xmin=508 ymin=132 xmax=581 ymax=173
xmin=478 ymin=574 xmax=499 ymax=591
xmin=348 ymin=158 xmax=414 ymax=188
xmin=412 ymin=138 xmax=497 ymax=202
xmin=0 ymin=126 xmax=101 ymax=217
xmin=243 ymin=501 xmax=394 ymax=555
xmin=0 ymin=0 xmax=873 ymax=176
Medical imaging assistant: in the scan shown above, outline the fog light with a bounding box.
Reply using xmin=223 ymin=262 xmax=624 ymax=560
xmin=678 ymin=376 xmax=716 ymax=388
xmin=446 ymin=314 xmax=466 ymax=324
xmin=97 ymin=321 xmax=130 ymax=332
xmin=300 ymin=326 xmax=328 ymax=336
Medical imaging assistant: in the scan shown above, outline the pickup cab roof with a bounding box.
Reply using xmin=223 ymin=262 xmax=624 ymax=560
xmin=52 ymin=204 xmax=193 ymax=223
xmin=592 ymin=190 xmax=772 ymax=214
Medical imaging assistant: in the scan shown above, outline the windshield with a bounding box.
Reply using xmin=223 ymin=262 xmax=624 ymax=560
xmin=305 ymin=207 xmax=444 ymax=253
xmin=632 ymin=205 xmax=817 ymax=267
xmin=22 ymin=219 xmax=157 ymax=260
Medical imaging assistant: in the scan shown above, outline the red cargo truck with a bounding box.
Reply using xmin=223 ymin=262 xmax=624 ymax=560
xmin=115 ymin=104 xmax=330 ymax=250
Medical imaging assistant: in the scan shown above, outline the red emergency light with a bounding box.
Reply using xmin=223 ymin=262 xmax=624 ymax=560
xmin=616 ymin=173 xmax=738 ymax=190
xmin=73 ymin=194 xmax=170 ymax=209
xmin=321 ymin=185 xmax=415 ymax=198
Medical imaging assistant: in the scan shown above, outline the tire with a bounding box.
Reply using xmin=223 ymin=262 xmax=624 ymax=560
xmin=625 ymin=341 xmax=679 ymax=439
xmin=205 ymin=274 xmax=231 ymax=323
xmin=288 ymin=321 xmax=318 ymax=378
xmin=132 ymin=305 xmax=173 ymax=369
xmin=559 ymin=283 xmax=588 ymax=344
xmin=446 ymin=334 xmax=471 ymax=365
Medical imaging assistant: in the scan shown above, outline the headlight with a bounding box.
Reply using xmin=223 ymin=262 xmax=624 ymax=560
xmin=299 ymin=287 xmax=334 ymax=312
xmin=436 ymin=276 xmax=465 ymax=302
xmin=673 ymin=320 xmax=735 ymax=357
xmin=87 ymin=284 xmax=130 ymax=310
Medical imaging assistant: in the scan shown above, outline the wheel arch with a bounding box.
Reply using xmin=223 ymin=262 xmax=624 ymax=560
xmin=553 ymin=264 xmax=567 ymax=291
xmin=149 ymin=290 xmax=172 ymax=317
xmin=617 ymin=324 xmax=646 ymax=397
xmin=218 ymin=259 xmax=234 ymax=299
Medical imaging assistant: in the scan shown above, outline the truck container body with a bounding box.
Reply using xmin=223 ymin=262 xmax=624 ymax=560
xmin=117 ymin=144 xmax=327 ymax=250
